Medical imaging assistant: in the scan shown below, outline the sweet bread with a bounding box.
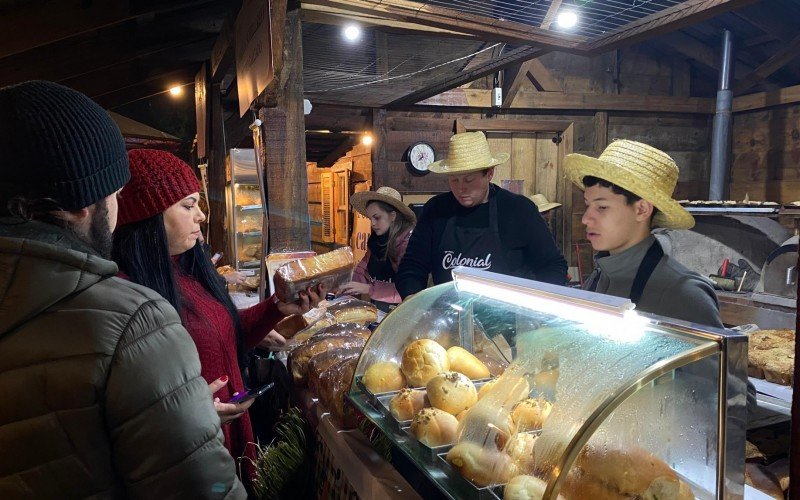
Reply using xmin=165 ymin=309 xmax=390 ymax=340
xmin=410 ymin=408 xmax=458 ymax=447
xmin=401 ymin=339 xmax=449 ymax=387
xmin=426 ymin=371 xmax=477 ymax=415
xmin=389 ymin=388 xmax=426 ymax=421
xmin=447 ymin=346 xmax=490 ymax=379
xmin=363 ymin=361 xmax=406 ymax=393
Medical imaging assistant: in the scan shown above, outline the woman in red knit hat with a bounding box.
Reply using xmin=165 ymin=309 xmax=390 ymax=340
xmin=112 ymin=149 xmax=321 ymax=483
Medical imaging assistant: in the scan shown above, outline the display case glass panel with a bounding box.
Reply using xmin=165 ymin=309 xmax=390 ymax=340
xmin=348 ymin=268 xmax=746 ymax=500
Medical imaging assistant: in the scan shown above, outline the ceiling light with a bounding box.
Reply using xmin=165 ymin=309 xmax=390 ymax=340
xmin=169 ymin=85 xmax=183 ymax=96
xmin=343 ymin=25 xmax=361 ymax=41
xmin=362 ymin=134 xmax=373 ymax=146
xmin=556 ymin=11 xmax=578 ymax=29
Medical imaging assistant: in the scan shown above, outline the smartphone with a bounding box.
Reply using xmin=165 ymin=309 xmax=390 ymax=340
xmin=227 ymin=382 xmax=274 ymax=404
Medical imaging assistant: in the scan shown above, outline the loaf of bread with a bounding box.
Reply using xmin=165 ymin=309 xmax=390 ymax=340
xmin=273 ymin=247 xmax=354 ymax=302
xmin=274 ymin=314 xmax=307 ymax=339
xmin=307 ymin=347 xmax=361 ymax=396
xmin=447 ymin=346 xmax=490 ymax=379
xmin=326 ymin=297 xmax=378 ymax=325
xmin=291 ymin=322 xmax=371 ymax=347
xmin=512 ymin=397 xmax=553 ymax=432
xmin=363 ymin=361 xmax=406 ymax=394
xmin=318 ymin=357 xmax=359 ymax=427
xmin=288 ymin=334 xmax=365 ymax=386
xmin=401 ymin=339 xmax=449 ymax=387
xmin=570 ymin=445 xmax=695 ymax=500
xmin=446 ymin=441 xmax=520 ymax=487
xmin=389 ymin=388 xmax=426 ymax=421
xmin=410 ymin=407 xmax=458 ymax=447
xmin=426 ymin=371 xmax=477 ymax=415
xmin=290 ymin=315 xmax=336 ymax=343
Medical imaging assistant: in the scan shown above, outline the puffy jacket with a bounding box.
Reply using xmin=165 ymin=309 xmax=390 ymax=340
xmin=0 ymin=220 xmax=246 ymax=499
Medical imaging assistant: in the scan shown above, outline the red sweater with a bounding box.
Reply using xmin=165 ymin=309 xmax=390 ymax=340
xmin=174 ymin=268 xmax=285 ymax=478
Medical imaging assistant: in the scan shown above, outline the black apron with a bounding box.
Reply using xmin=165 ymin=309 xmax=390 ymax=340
xmin=366 ymin=233 xmax=399 ymax=313
xmin=433 ymin=195 xmax=515 ymax=284
xmin=587 ymin=240 xmax=664 ymax=305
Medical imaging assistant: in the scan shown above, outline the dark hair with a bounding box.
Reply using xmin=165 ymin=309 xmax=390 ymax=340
xmin=366 ymin=200 xmax=415 ymax=262
xmin=112 ymin=214 xmax=248 ymax=373
xmin=583 ymin=176 xmax=659 ymax=220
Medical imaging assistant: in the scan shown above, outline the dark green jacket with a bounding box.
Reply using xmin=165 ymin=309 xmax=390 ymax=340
xmin=0 ymin=220 xmax=246 ymax=499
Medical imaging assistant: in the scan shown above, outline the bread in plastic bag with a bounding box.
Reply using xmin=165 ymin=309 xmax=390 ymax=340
xmin=273 ymin=247 xmax=354 ymax=302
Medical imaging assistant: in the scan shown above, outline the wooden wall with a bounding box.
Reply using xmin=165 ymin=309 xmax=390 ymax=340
xmin=731 ymin=104 xmax=800 ymax=203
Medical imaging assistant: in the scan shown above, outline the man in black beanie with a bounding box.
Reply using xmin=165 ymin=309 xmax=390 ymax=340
xmin=0 ymin=81 xmax=246 ymax=499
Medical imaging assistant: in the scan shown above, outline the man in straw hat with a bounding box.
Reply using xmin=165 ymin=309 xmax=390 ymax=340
xmin=396 ymin=131 xmax=567 ymax=298
xmin=0 ymin=81 xmax=245 ymax=497
xmin=565 ymin=139 xmax=722 ymax=327
xmin=530 ymin=193 xmax=562 ymax=235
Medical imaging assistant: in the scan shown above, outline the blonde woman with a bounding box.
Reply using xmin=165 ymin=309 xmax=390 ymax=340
xmin=338 ymin=187 xmax=415 ymax=311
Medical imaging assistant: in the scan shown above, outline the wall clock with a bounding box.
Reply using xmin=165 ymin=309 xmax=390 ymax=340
xmin=406 ymin=141 xmax=435 ymax=176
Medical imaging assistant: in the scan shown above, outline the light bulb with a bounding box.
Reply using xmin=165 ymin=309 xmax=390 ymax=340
xmin=343 ymin=25 xmax=361 ymax=41
xmin=556 ymin=11 xmax=578 ymax=29
xmin=169 ymin=86 xmax=183 ymax=96
xmin=362 ymin=135 xmax=373 ymax=146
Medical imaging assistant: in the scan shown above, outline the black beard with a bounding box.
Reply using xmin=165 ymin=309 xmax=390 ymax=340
xmin=86 ymin=199 xmax=113 ymax=259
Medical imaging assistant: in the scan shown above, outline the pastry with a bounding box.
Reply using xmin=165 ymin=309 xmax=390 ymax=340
xmin=447 ymin=346 xmax=491 ymax=379
xmin=504 ymin=475 xmax=564 ymax=500
xmin=477 ymin=375 xmax=530 ymax=405
xmin=389 ymin=388 xmax=426 ymax=421
xmin=446 ymin=441 xmax=520 ymax=487
xmin=426 ymin=371 xmax=478 ymax=415
xmin=401 ymin=339 xmax=450 ymax=387
xmin=457 ymin=403 xmax=515 ymax=450
xmin=748 ymin=329 xmax=794 ymax=386
xmin=504 ymin=433 xmax=538 ymax=473
xmin=410 ymin=408 xmax=458 ymax=447
xmin=512 ymin=397 xmax=553 ymax=432
xmin=273 ymin=247 xmax=354 ymax=302
xmin=363 ymin=361 xmax=406 ymax=393
xmin=288 ymin=334 xmax=365 ymax=386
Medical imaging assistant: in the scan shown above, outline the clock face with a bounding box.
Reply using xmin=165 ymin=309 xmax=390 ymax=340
xmin=408 ymin=142 xmax=435 ymax=174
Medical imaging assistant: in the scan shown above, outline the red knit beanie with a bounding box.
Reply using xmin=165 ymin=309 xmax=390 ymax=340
xmin=117 ymin=149 xmax=201 ymax=226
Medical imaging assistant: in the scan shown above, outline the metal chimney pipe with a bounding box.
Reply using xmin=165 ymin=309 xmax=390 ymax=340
xmin=709 ymin=30 xmax=734 ymax=201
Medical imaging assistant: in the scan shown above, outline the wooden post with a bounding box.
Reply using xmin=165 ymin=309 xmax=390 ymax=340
xmin=372 ymin=108 xmax=387 ymax=189
xmin=207 ymin=82 xmax=229 ymax=262
xmin=257 ymin=7 xmax=310 ymax=251
xmin=594 ymin=111 xmax=608 ymax=154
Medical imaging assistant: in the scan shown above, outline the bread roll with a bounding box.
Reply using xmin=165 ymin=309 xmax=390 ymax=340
xmin=410 ymin=408 xmax=458 ymax=447
xmin=447 ymin=346 xmax=490 ymax=379
xmin=504 ymin=433 xmax=538 ymax=473
xmin=389 ymin=388 xmax=426 ymax=421
xmin=504 ymin=475 xmax=564 ymax=500
xmin=512 ymin=397 xmax=553 ymax=432
xmin=457 ymin=403 xmax=515 ymax=450
xmin=274 ymin=247 xmax=354 ymax=302
xmin=426 ymin=371 xmax=478 ymax=415
xmin=478 ymin=375 xmax=530 ymax=405
xmin=401 ymin=339 xmax=449 ymax=387
xmin=446 ymin=441 xmax=520 ymax=487
xmin=363 ymin=361 xmax=406 ymax=394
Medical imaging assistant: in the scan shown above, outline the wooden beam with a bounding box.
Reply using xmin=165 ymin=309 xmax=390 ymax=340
xmin=734 ymin=7 xmax=796 ymax=44
xmin=318 ymin=136 xmax=357 ymax=168
xmin=419 ymin=88 xmax=715 ymax=114
xmin=526 ymin=59 xmax=562 ymax=92
xmin=741 ymin=33 xmax=778 ymax=49
xmin=540 ymin=0 xmax=563 ymax=30
xmin=210 ymin=11 xmax=236 ymax=82
xmin=457 ymin=119 xmax=574 ymax=133
xmin=372 ymin=108 xmax=388 ymax=187
xmin=390 ymin=46 xmax=546 ymax=107
xmin=300 ymin=0 xmax=586 ymax=50
xmin=463 ymin=43 xmax=501 ymax=89
xmin=655 ymin=31 xmax=752 ymax=76
xmin=733 ymin=34 xmax=800 ymax=94
xmin=207 ymin=82 xmax=229 ymax=261
xmin=502 ymin=59 xmax=534 ymax=108
xmin=594 ymin=112 xmax=608 ymax=154
xmin=581 ymin=0 xmax=759 ymax=54
xmin=732 ymin=83 xmax=800 ymax=113
xmin=300 ymin=4 xmax=475 ymax=39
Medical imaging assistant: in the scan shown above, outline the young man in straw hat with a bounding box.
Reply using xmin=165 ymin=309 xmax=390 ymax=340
xmin=565 ymin=139 xmax=722 ymax=327
xmin=530 ymin=193 xmax=562 ymax=235
xmin=396 ymin=131 xmax=567 ymax=298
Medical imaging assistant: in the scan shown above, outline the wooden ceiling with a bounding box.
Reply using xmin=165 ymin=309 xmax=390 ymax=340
xmin=2 ymin=0 xmax=799 ymax=158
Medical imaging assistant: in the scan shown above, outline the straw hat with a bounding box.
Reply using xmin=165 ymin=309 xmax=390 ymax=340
xmin=350 ymin=186 xmax=416 ymax=223
xmin=530 ymin=194 xmax=561 ymax=213
xmin=428 ymin=131 xmax=510 ymax=174
xmin=564 ymin=140 xmax=694 ymax=229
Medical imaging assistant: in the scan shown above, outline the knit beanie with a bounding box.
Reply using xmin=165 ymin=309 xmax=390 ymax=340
xmin=0 ymin=80 xmax=130 ymax=212
xmin=117 ymin=149 xmax=201 ymax=226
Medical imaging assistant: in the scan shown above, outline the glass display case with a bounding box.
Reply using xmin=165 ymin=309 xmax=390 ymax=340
xmin=348 ymin=267 xmax=747 ymax=500
xmin=227 ymin=148 xmax=265 ymax=274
